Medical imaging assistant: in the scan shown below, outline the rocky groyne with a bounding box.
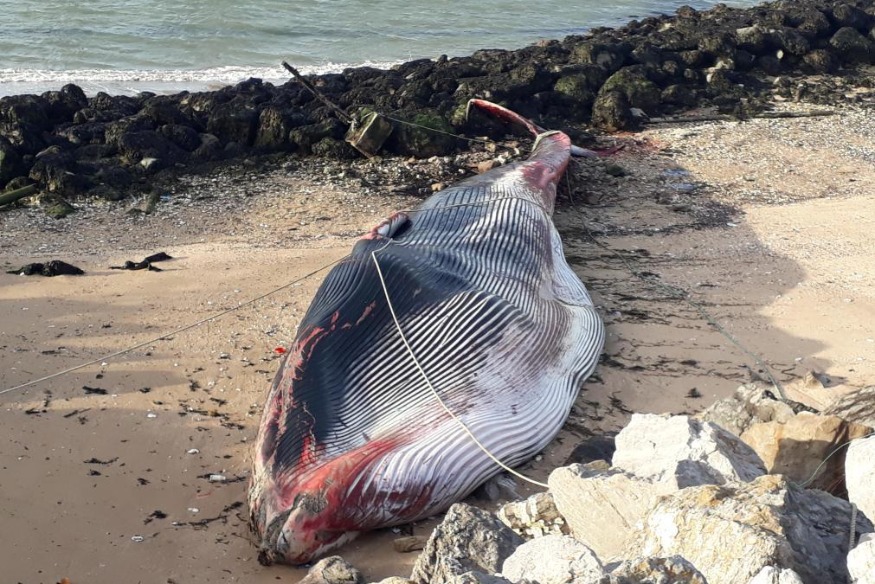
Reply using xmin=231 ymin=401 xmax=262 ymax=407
xmin=1 ymin=0 xmax=874 ymax=208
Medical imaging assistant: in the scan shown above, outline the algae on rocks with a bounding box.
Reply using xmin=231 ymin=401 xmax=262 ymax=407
xmin=388 ymin=111 xmax=459 ymax=158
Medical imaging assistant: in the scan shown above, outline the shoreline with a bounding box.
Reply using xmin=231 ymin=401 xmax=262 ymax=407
xmin=1 ymin=0 xmax=874 ymax=208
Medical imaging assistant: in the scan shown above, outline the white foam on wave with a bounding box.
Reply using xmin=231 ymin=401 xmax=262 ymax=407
xmin=0 ymin=61 xmax=403 ymax=97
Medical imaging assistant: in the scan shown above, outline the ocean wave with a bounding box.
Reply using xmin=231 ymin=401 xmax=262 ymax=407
xmin=0 ymin=62 xmax=403 ymax=97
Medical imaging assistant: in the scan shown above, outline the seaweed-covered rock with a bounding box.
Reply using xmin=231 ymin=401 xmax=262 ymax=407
xmin=0 ymin=137 xmax=25 ymax=186
xmin=254 ymin=106 xmax=305 ymax=150
xmin=117 ymin=130 xmax=185 ymax=168
xmin=830 ymin=26 xmax=875 ymax=62
xmin=387 ymin=111 xmax=458 ymax=157
xmin=803 ymin=49 xmax=839 ymax=72
xmin=159 ymin=124 xmax=201 ymax=152
xmin=572 ymin=42 xmax=632 ymax=74
xmin=831 ymin=3 xmax=873 ymax=32
xmin=591 ymin=90 xmax=634 ymax=132
xmin=288 ymin=118 xmax=346 ymax=153
xmin=599 ymin=66 xmax=662 ymax=114
xmin=42 ymin=84 xmax=88 ymax=124
xmin=205 ymin=100 xmax=261 ymax=146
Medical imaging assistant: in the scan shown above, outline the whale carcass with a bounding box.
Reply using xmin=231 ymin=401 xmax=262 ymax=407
xmin=249 ymin=100 xmax=605 ymax=565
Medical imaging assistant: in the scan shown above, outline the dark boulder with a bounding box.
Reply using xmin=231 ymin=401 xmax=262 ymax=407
xmin=1 ymin=121 xmax=47 ymax=156
xmin=142 ymin=96 xmax=193 ymax=127
xmin=553 ymin=74 xmax=598 ymax=115
xmin=94 ymin=164 xmax=133 ymax=190
xmin=0 ymin=94 xmax=51 ymax=129
xmin=591 ymin=89 xmax=635 ymax=132
xmin=205 ymin=101 xmax=260 ymax=146
xmin=600 ymin=65 xmax=662 ymax=114
xmin=117 ymin=131 xmax=186 ymax=168
xmin=803 ymin=48 xmax=840 ymax=73
xmin=770 ymin=26 xmax=812 ymax=56
xmin=159 ymin=124 xmax=201 ymax=152
xmin=58 ymin=122 xmax=108 ymax=147
xmin=831 ymin=3 xmax=873 ymax=32
xmin=0 ymin=137 xmax=26 ymax=187
xmin=288 ymin=118 xmax=345 ymax=153
xmin=29 ymin=148 xmax=88 ymax=194
xmin=41 ymin=84 xmax=88 ymax=124
xmin=572 ymin=42 xmax=632 ymax=74
xmin=830 ymin=26 xmax=875 ymax=62
xmin=385 ymin=110 xmax=458 ymax=157
xmin=105 ymin=116 xmax=156 ymax=149
xmin=795 ymin=7 xmax=834 ymax=38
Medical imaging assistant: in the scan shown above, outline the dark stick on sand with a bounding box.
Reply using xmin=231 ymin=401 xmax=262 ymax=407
xmin=282 ymin=61 xmax=352 ymax=125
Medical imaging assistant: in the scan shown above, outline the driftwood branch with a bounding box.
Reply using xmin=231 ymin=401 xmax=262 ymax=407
xmin=282 ymin=61 xmax=352 ymax=125
xmin=0 ymin=184 xmax=38 ymax=207
xmin=647 ymin=110 xmax=836 ymax=124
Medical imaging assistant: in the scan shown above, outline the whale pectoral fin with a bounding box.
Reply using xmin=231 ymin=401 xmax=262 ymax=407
xmin=362 ymin=211 xmax=412 ymax=241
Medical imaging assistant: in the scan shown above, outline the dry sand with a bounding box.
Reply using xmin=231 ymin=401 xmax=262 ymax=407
xmin=1 ymin=103 xmax=874 ymax=583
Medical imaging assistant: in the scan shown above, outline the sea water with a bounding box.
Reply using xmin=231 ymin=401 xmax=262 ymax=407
xmin=0 ymin=0 xmax=762 ymax=96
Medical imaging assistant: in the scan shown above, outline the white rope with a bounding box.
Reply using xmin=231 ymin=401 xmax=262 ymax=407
xmin=370 ymin=248 xmax=549 ymax=488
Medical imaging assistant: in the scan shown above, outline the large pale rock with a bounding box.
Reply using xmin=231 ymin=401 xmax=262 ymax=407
xmin=498 ymin=491 xmax=568 ymax=539
xmin=624 ymin=475 xmax=873 ymax=584
xmin=698 ymin=384 xmax=797 ymax=436
xmin=410 ymin=503 xmax=523 ymax=584
xmin=548 ymin=464 xmax=675 ymax=560
xmin=747 ymin=567 xmax=804 ymax=584
xmin=825 ymin=386 xmax=875 ymax=429
xmin=612 ymin=413 xmax=766 ymax=487
xmin=604 ymin=555 xmax=707 ymax=584
xmin=847 ymin=435 xmax=875 ymax=523
xmin=741 ymin=412 xmax=871 ymax=494
xmin=501 ymin=534 xmax=604 ymax=584
xmin=848 ymin=533 xmax=875 ymax=584
xmin=299 ymin=556 xmax=364 ymax=584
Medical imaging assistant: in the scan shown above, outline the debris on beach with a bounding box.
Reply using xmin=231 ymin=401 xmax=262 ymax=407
xmin=109 ymin=251 xmax=173 ymax=271
xmin=6 ymin=260 xmax=84 ymax=276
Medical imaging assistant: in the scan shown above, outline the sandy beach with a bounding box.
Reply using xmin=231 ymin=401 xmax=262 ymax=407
xmin=2 ymin=101 xmax=875 ymax=583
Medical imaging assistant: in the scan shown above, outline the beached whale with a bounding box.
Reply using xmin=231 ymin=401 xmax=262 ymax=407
xmin=248 ymin=100 xmax=605 ymax=565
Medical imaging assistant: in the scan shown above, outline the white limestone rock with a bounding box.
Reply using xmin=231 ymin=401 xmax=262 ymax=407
xmin=747 ymin=566 xmax=804 ymax=584
xmin=846 ymin=435 xmax=875 ymax=523
xmin=548 ymin=464 xmax=675 ymax=561
xmin=612 ymin=413 xmax=766 ymax=487
xmin=624 ymin=475 xmax=873 ymax=584
xmin=848 ymin=532 xmax=875 ymax=584
xmin=605 ymin=555 xmax=707 ymax=584
xmin=501 ymin=534 xmax=604 ymax=584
